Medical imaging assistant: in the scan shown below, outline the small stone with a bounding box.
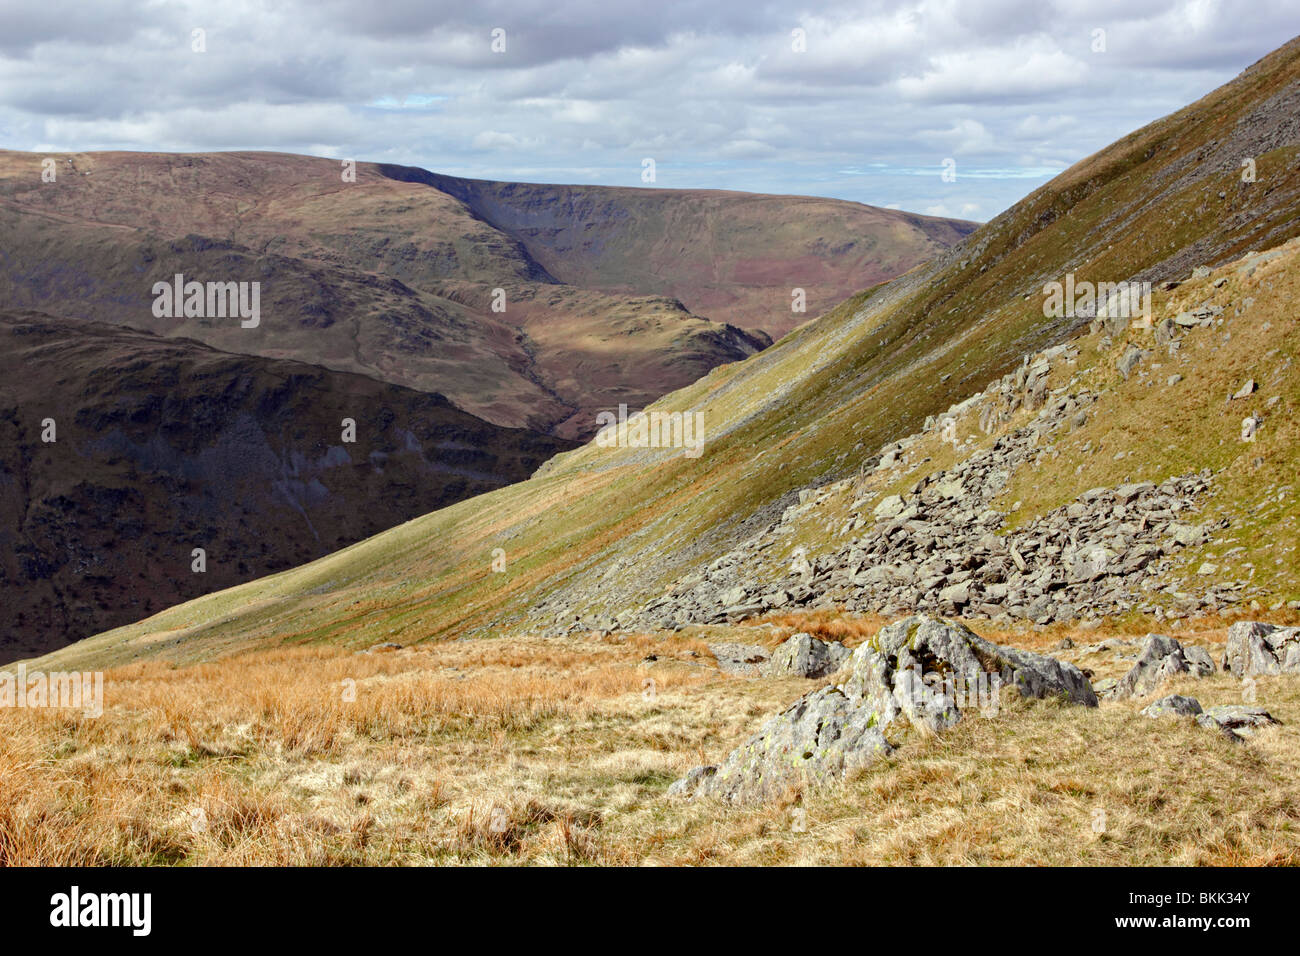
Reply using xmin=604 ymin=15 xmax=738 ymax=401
xmin=1141 ymin=694 xmax=1203 ymax=718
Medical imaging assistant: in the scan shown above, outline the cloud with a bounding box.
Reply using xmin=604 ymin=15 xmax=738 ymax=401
xmin=897 ymin=40 xmax=1090 ymax=103
xmin=0 ymin=0 xmax=1292 ymax=218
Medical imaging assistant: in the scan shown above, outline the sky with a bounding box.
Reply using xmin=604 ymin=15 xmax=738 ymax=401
xmin=0 ymin=1 xmax=1295 ymax=221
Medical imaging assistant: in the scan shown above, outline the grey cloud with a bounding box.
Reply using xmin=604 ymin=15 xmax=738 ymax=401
xmin=0 ymin=0 xmax=1294 ymax=219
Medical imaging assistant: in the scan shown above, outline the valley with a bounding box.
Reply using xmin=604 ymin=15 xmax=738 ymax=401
xmin=5 ymin=24 xmax=1300 ymax=873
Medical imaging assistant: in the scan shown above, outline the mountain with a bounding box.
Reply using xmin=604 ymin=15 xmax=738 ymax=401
xmin=389 ymin=167 xmax=974 ymax=339
xmin=0 ymin=150 xmax=971 ymax=439
xmin=36 ymin=35 xmax=1300 ymax=671
xmin=0 ymin=311 xmax=572 ymax=661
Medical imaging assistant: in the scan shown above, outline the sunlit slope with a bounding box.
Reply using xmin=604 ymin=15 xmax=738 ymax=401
xmin=36 ymin=36 xmax=1300 ymax=670
xmin=401 ymin=168 xmax=976 ymax=339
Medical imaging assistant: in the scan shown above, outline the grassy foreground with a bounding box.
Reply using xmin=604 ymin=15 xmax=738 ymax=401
xmin=4 ymin=612 xmax=1297 ymax=866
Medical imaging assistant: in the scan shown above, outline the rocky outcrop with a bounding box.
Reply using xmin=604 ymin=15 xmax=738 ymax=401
xmin=763 ymin=633 xmax=851 ymax=678
xmin=1183 ymin=645 xmax=1217 ymax=676
xmin=1202 ymin=704 xmax=1280 ymax=736
xmin=1140 ymin=694 xmax=1280 ymax=741
xmin=1109 ymin=634 xmax=1212 ymax=699
xmin=616 ymin=336 xmax=1246 ymax=632
xmin=668 ymin=685 xmax=893 ymax=803
xmin=637 ymin=461 xmax=1227 ymax=631
xmin=1222 ymin=621 xmax=1300 ymax=676
xmin=672 ymin=616 xmax=1095 ymax=803
xmin=841 ymin=616 xmax=1098 ymax=732
xmin=530 ymin=304 xmax=1277 ymax=640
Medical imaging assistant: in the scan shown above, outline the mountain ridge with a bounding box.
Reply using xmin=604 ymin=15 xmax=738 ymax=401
xmin=0 ymin=149 xmax=968 ymax=439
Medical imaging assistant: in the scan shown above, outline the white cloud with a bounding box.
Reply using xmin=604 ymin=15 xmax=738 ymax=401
xmin=0 ymin=0 xmax=1293 ymax=219
xmin=897 ymin=40 xmax=1089 ymax=102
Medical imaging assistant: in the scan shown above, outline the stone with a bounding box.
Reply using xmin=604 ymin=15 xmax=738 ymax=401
xmin=719 ymin=585 xmax=749 ymax=606
xmin=666 ymin=764 xmax=717 ymax=798
xmin=874 ymin=494 xmax=906 ymax=519
xmin=1092 ymin=677 xmax=1118 ymax=696
xmin=1169 ymin=523 xmax=1207 ymax=547
xmin=676 ymin=685 xmax=893 ymax=803
xmin=839 ymin=616 xmax=1097 ymax=734
xmin=1112 ymin=634 xmax=1191 ymax=699
xmin=1141 ymin=694 xmax=1203 ymax=718
xmin=1222 ymin=621 xmax=1300 ymax=676
xmin=1202 ymin=704 xmax=1280 ymax=735
xmin=1183 ymin=645 xmax=1216 ymax=676
xmin=1066 ymin=544 xmax=1117 ymax=583
xmin=1232 ymin=379 xmax=1257 ymax=400
xmin=674 ymin=616 xmax=1094 ymax=803
xmin=764 ymin=632 xmax=851 ymax=679
xmin=1117 ymin=344 xmax=1146 ymax=380
xmin=938 ymin=580 xmax=972 ymax=606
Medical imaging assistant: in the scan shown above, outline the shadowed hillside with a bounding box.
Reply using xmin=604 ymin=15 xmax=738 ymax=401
xmin=0 ymin=311 xmax=572 ymax=660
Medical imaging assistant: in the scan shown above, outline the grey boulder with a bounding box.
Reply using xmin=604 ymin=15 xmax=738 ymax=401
xmin=1222 ymin=621 xmax=1300 ymax=676
xmin=672 ymin=685 xmax=892 ymax=803
xmin=840 ymin=615 xmax=1098 ymax=734
xmin=673 ymin=615 xmax=1095 ymax=804
xmin=1138 ymin=696 xmax=1279 ymax=742
xmin=1202 ymin=704 xmax=1280 ymax=736
xmin=1141 ymin=694 xmax=1203 ymax=718
xmin=1183 ymin=645 xmax=1217 ymax=677
xmin=1111 ymin=634 xmax=1193 ymax=699
xmin=764 ymin=632 xmax=851 ymax=678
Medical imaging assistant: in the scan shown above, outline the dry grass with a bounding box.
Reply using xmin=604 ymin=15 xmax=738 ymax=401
xmin=0 ymin=633 xmax=750 ymax=865
xmin=4 ymin=618 xmax=1300 ymax=866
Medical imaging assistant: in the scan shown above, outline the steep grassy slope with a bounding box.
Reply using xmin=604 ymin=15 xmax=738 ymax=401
xmin=34 ymin=37 xmax=1300 ymax=671
xmin=395 ymin=169 xmax=975 ymax=339
xmin=0 ymin=151 xmax=962 ymax=437
xmin=0 ymin=311 xmax=572 ymax=661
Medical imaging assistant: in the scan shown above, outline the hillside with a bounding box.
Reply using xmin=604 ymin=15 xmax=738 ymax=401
xmin=0 ymin=151 xmax=968 ymax=438
xmin=0 ymin=311 xmax=572 ymax=660
xmin=37 ymin=36 xmax=1300 ymax=670
xmin=395 ymin=168 xmax=975 ymax=339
